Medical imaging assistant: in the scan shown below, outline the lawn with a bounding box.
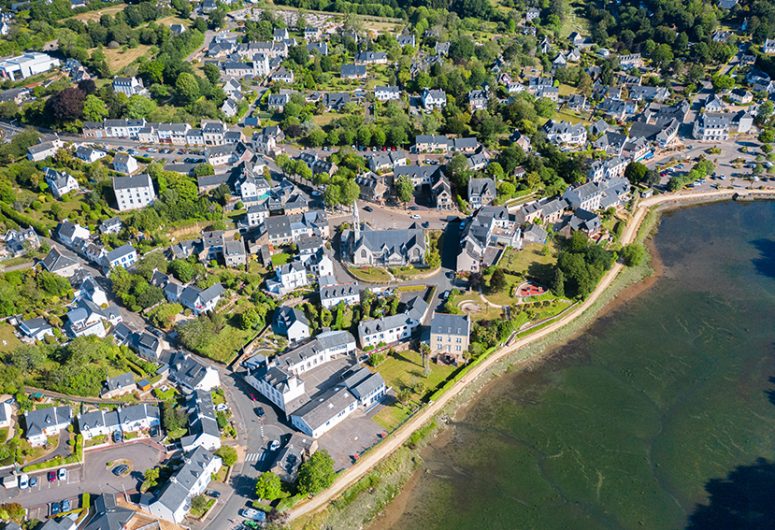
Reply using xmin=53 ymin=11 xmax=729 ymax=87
xmin=499 ymin=242 xmax=557 ymax=283
xmin=373 ymin=350 xmax=456 ymax=431
xmin=271 ymin=251 xmax=293 ymax=267
xmin=347 ymin=266 xmax=392 ymax=283
xmin=0 ymin=323 xmax=22 ymax=354
xmin=197 ymin=324 xmax=254 ymax=364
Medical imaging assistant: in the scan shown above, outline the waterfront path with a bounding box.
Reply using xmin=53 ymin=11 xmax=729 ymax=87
xmin=287 ymin=188 xmax=775 ymax=522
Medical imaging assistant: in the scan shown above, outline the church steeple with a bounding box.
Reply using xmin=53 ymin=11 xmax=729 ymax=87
xmin=352 ymin=200 xmax=361 ymax=241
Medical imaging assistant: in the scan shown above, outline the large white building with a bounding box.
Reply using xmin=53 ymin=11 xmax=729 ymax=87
xmin=112 ymin=174 xmax=155 ymax=211
xmin=0 ymin=52 xmax=60 ymax=80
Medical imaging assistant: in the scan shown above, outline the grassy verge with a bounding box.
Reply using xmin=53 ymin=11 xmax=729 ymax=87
xmin=346 ymin=266 xmax=391 ymax=283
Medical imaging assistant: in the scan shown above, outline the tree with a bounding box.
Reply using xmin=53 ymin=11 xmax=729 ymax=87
xmin=141 ymin=467 xmax=160 ymax=492
xmin=203 ymin=62 xmax=221 ymax=85
xmin=239 ymin=308 xmax=261 ymax=330
xmin=551 ymin=268 xmax=565 ymax=297
xmin=620 ymin=243 xmax=646 ymax=266
xmin=190 ymin=494 xmax=210 ymax=514
xmin=215 ymin=445 xmax=237 ymax=467
xmin=297 ymin=450 xmax=335 ymax=495
xmin=175 ymin=72 xmax=201 ymax=104
xmin=83 ymin=94 xmax=108 ymax=121
xmin=255 ymin=471 xmax=283 ymax=500
xmin=45 ymin=87 xmax=86 ymax=124
xmin=489 ymin=269 xmax=507 ymax=293
xmin=395 ymin=175 xmax=414 ymax=205
xmin=624 ymin=161 xmax=649 ymax=185
xmin=126 ymin=95 xmax=157 ymax=119
xmin=711 ymin=74 xmax=735 ymax=91
xmin=193 ymin=163 xmax=215 ymax=177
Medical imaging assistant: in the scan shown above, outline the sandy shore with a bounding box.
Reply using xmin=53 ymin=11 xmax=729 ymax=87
xmin=288 ymin=189 xmax=775 ymax=526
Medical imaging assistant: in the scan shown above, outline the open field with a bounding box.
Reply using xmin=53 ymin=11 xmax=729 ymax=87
xmin=70 ymin=4 xmax=125 ymax=22
xmin=0 ymin=323 xmax=22 ymax=354
xmin=102 ymin=45 xmax=153 ymax=72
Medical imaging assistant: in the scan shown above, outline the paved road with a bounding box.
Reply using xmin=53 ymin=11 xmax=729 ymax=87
xmin=284 ymin=187 xmax=775 ymax=522
xmin=0 ymin=442 xmax=162 ymax=508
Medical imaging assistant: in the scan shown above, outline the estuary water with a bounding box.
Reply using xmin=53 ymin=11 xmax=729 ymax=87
xmin=374 ymin=200 xmax=775 ymax=530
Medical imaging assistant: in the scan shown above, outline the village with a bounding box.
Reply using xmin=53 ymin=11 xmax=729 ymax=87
xmin=0 ymin=0 xmax=774 ymax=528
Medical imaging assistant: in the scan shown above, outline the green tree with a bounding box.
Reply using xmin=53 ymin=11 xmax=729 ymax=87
xmin=141 ymin=467 xmax=160 ymax=493
xmin=239 ymin=308 xmax=261 ymax=330
xmin=255 ymin=471 xmax=283 ymax=500
xmin=175 ymin=72 xmax=201 ymax=104
xmin=395 ymin=175 xmax=414 ymax=205
xmin=624 ymin=161 xmax=649 ymax=185
xmin=126 ymin=95 xmax=157 ymax=119
xmin=297 ymin=450 xmax=335 ymax=495
xmin=215 ymin=445 xmax=238 ymax=467
xmin=489 ymin=269 xmax=507 ymax=293
xmin=83 ymin=94 xmax=108 ymax=121
xmin=620 ymin=243 xmax=646 ymax=266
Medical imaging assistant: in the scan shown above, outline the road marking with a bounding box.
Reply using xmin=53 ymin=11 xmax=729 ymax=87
xmin=246 ymin=453 xmax=260 ymax=462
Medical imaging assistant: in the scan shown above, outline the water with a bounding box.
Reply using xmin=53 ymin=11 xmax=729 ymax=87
xmin=375 ymin=201 xmax=775 ymax=530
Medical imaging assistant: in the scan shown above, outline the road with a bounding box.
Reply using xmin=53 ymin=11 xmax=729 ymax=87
xmin=284 ymin=187 xmax=775 ymax=523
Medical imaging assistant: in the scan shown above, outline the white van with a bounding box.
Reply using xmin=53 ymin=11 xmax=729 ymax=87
xmin=18 ymin=473 xmax=29 ymax=489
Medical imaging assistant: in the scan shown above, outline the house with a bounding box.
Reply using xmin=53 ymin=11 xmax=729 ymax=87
xmin=456 ymin=206 xmax=521 ymax=273
xmin=103 ymin=244 xmax=137 ymax=270
xmin=0 ymin=52 xmax=60 ymax=81
xmin=113 ymin=173 xmax=155 ymax=211
xmin=394 ymin=165 xmax=442 ymax=187
xmin=3 ymin=227 xmax=39 ymax=257
xmin=223 ymin=238 xmax=247 ymax=268
xmin=168 ymin=351 xmax=221 ymax=393
xmin=349 ymin=220 xmax=425 ymax=267
xmin=525 ymin=7 xmax=540 ymax=22
xmin=74 ymin=145 xmax=106 ymax=163
xmin=40 ymin=247 xmax=80 ymax=277
xmin=299 ymin=247 xmax=333 ymax=278
xmin=18 ymin=317 xmax=54 ymax=342
xmin=273 ymin=67 xmax=294 ymax=84
xmin=27 ymin=139 xmax=62 ymax=162
xmin=99 ymin=217 xmax=123 ymax=235
xmin=564 ymin=182 xmax=604 ymax=211
xmin=764 ymin=39 xmax=775 ymax=55
xmin=341 ymin=64 xmax=367 ymax=79
xmin=56 ymin=220 xmax=90 ymax=248
xmin=543 ymin=120 xmax=587 ymax=146
xmin=468 ymin=88 xmax=488 ymax=111
xmin=357 ymin=296 xmax=428 ymax=348
xmin=397 ymin=33 xmax=415 ymax=47
xmin=319 ymin=282 xmax=359 ymax=309
xmin=112 ymin=76 xmax=145 ymax=96
xmin=266 ymin=260 xmax=308 ymax=295
xmin=467 ymin=178 xmax=496 ymax=209
xmin=180 ymin=390 xmax=221 ymax=452
xmin=81 ymin=494 xmax=135 ymax=530
xmin=66 ymin=300 xmax=121 ymax=338
xmin=432 ymin=173 xmax=454 ymax=210
xmin=693 ymin=113 xmax=731 ymax=142
xmin=355 ymin=172 xmax=388 ymax=203
xmin=729 ymin=88 xmax=752 ymax=104
xmin=112 ymin=152 xmax=139 ymax=175
xmin=23 ymin=406 xmax=72 ymax=446
xmin=307 ymin=41 xmax=328 ymax=55
xmin=355 ymin=51 xmax=388 ymax=65
xmin=374 ymin=85 xmax=400 ymax=102
xmin=704 ymin=95 xmax=726 ymax=113
xmin=179 ymin=283 xmax=225 ymax=315
xmin=421 ymin=89 xmax=446 ymax=111
xmin=73 ymin=274 xmax=109 ymax=306
xmin=272 ymin=307 xmax=310 ymax=343
xmin=129 ymin=331 xmax=162 ymax=361
xmin=44 ymin=167 xmax=79 ymax=198
xmin=429 ymin=313 xmax=470 ymax=364
xmin=101 ymin=372 xmax=135 ymax=399
xmin=290 ymin=386 xmax=358 ymax=438
xmin=146 ymin=447 xmax=222 ymax=523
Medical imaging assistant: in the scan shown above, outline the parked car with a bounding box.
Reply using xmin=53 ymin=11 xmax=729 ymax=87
xmin=255 ymin=407 xmax=265 ymax=417
xmin=50 ymin=502 xmax=60 ymax=516
xmin=58 ymin=468 xmax=67 ymax=481
xmin=410 ymin=214 xmax=421 ymax=219
xmin=61 ymin=499 xmax=71 ymax=512
xmin=18 ymin=474 xmax=29 ymax=489
xmin=269 ymin=440 xmax=281 ymax=451
xmin=363 ymin=205 xmax=374 ymax=212
xmin=47 ymin=471 xmax=57 ymax=482
xmin=112 ymin=465 xmax=129 ymax=477
xmin=206 ymin=490 xmax=221 ymax=498
xmin=240 ymin=508 xmax=266 ymax=522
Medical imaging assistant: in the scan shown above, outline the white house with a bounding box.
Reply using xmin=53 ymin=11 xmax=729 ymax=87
xmin=103 ymin=244 xmax=137 ymax=270
xmin=24 ymin=406 xmax=72 ymax=446
xmin=112 ymin=153 xmax=139 ymax=174
xmin=179 ymin=283 xmax=225 ymax=315
xmin=272 ymin=307 xmax=311 ymax=344
xmin=421 ymin=88 xmax=447 ymax=111
xmin=319 ymin=282 xmax=359 ymax=309
xmin=113 ymin=173 xmax=156 ymax=211
xmin=180 ymin=390 xmax=221 ymax=452
xmin=112 ymin=76 xmax=145 ymax=96
xmin=44 ymin=167 xmax=79 ymax=198
xmin=266 ymin=261 xmax=308 ymax=295
xmin=0 ymin=52 xmax=60 ymax=81
xmin=168 ymin=351 xmax=221 ymax=393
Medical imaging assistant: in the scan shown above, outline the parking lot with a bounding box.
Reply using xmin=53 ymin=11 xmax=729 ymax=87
xmin=0 ymin=441 xmax=162 ymax=512
xmin=317 ymin=406 xmax=386 ymax=470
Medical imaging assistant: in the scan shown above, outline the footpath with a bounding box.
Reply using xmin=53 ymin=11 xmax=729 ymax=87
xmin=286 ymin=188 xmax=775 ymax=522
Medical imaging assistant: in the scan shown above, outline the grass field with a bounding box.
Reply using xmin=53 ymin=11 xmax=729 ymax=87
xmin=102 ymin=45 xmax=153 ymax=72
xmin=0 ymin=323 xmax=22 ymax=354
xmin=373 ymin=350 xmax=456 ymax=430
xmin=499 ymin=242 xmax=557 ymax=282
xmin=70 ymin=4 xmax=124 ymax=22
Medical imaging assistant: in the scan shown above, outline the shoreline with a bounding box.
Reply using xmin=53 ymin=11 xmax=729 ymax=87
xmin=288 ymin=189 xmax=775 ymax=529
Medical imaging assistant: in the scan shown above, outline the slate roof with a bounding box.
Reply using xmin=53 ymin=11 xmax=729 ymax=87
xmin=430 ymin=313 xmax=470 ymax=336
